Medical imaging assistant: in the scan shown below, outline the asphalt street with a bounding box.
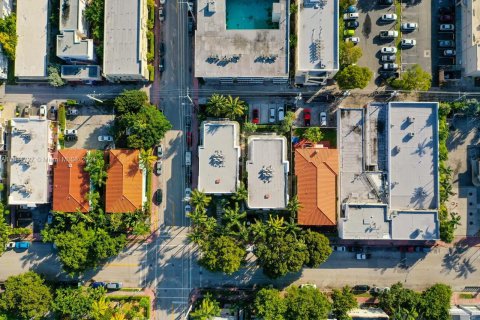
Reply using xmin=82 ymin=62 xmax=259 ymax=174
xmin=1 ymin=238 xmax=479 ymax=294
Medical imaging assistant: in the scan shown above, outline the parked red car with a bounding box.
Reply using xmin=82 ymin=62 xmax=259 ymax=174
xmin=186 ymin=131 xmax=192 ymax=147
xmin=252 ymin=109 xmax=259 ymax=124
xmin=304 ymin=108 xmax=311 ymax=127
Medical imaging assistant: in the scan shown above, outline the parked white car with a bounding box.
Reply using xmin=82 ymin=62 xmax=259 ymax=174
xmin=381 ymin=46 xmax=397 ymax=54
xmin=98 ymin=135 xmax=113 ymax=142
xmin=320 ymin=112 xmax=327 ymax=126
xmin=345 ymin=37 xmax=360 ymax=44
xmin=401 ymin=22 xmax=418 ymax=31
xmin=343 ymin=13 xmax=359 ymax=20
xmin=185 ymin=188 xmax=192 ymax=202
xmin=381 ymin=13 xmax=397 ymax=21
xmin=439 ymin=24 xmax=454 ymax=31
xmin=401 ymin=39 xmax=416 ymax=47
xmin=39 ymin=105 xmax=47 ymax=117
xmin=278 ymin=105 xmax=285 ymax=121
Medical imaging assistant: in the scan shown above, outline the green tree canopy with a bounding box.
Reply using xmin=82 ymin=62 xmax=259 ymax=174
xmin=198 ymin=235 xmax=245 ymax=274
xmin=339 ymin=42 xmax=363 ymax=67
xmin=206 ymin=94 xmax=228 ymax=117
xmin=302 ymin=127 xmax=324 ymax=143
xmin=0 ymin=272 xmax=53 ymax=320
xmin=336 ymin=65 xmax=372 ymax=90
xmin=390 ymin=64 xmax=432 ymax=91
xmin=243 ymin=121 xmax=257 ymax=134
xmin=256 ymin=230 xmax=308 ymax=278
xmin=224 ymin=96 xmax=247 ymax=119
xmin=0 ymin=14 xmax=17 ymax=59
xmin=0 ymin=214 xmax=11 ymax=256
xmin=52 ymin=286 xmax=106 ymax=319
xmin=117 ymin=104 xmax=172 ymax=149
xmin=48 ymin=65 xmax=65 ymax=87
xmin=84 ymin=150 xmax=107 ymax=188
xmin=284 ymin=286 xmax=331 ymax=320
xmin=419 ymin=284 xmax=452 ymax=320
xmin=114 ymin=90 xmax=149 ymax=114
xmin=254 ymin=288 xmax=287 ymax=320
xmin=190 ymin=189 xmax=212 ymax=210
xmin=379 ymin=282 xmax=421 ymax=317
xmin=302 ymin=230 xmax=332 ymax=268
xmin=278 ymin=111 xmax=296 ymax=134
xmin=331 ymin=286 xmax=357 ymax=320
xmin=190 ymin=294 xmax=221 ymax=320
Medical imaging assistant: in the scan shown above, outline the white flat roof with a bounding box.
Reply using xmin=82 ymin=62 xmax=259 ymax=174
xmin=15 ymin=0 xmax=48 ymax=78
xmin=194 ymin=0 xmax=289 ymax=78
xmin=9 ymin=118 xmax=50 ymax=205
xmin=103 ymin=0 xmax=146 ymax=77
xmin=246 ymin=135 xmax=289 ymax=209
xmin=391 ymin=211 xmax=439 ymax=240
xmin=338 ymin=103 xmax=440 ymax=241
xmin=388 ymin=102 xmax=439 ymax=210
xmin=198 ymin=121 xmax=240 ymax=194
xmin=297 ymin=0 xmax=339 ymax=72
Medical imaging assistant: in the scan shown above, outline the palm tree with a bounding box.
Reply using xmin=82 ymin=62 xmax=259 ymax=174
xmin=266 ymin=215 xmax=286 ymax=234
xmin=188 ymin=206 xmax=208 ymax=226
xmin=284 ymin=217 xmax=302 ymax=238
xmin=232 ymin=182 xmax=248 ymax=207
xmin=191 ymin=189 xmax=212 ymax=210
xmin=250 ymin=219 xmax=267 ymax=242
xmin=222 ymin=203 xmax=247 ymax=236
xmin=224 ymin=95 xmax=247 ymax=119
xmin=190 ymin=293 xmax=221 ymax=320
xmin=287 ymin=195 xmax=302 ymax=218
xmin=206 ymin=93 xmax=227 ymax=117
xmin=139 ymin=148 xmax=156 ymax=171
xmin=110 ymin=313 xmax=126 ymax=320
xmin=393 ymin=307 xmax=418 ymax=320
xmin=449 ymin=212 xmax=461 ymax=230
xmin=91 ymin=297 xmax=109 ymax=320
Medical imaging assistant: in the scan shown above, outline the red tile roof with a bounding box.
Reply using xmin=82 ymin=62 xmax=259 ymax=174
xmin=105 ymin=150 xmax=143 ymax=213
xmin=53 ymin=149 xmax=90 ymax=212
xmin=295 ymin=147 xmax=338 ymax=226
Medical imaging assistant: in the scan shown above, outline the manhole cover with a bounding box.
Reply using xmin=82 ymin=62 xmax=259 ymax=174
xmin=424 ymin=50 xmax=431 ymax=58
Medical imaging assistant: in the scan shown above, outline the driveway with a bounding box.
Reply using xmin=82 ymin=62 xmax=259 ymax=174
xmin=65 ymin=105 xmax=115 ymax=150
xmin=400 ymin=0 xmax=432 ymax=75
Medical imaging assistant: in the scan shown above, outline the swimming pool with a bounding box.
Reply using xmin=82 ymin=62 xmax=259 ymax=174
xmin=226 ymin=0 xmax=279 ymax=30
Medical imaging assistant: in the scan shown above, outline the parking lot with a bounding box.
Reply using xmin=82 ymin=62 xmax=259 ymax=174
xmin=354 ymin=0 xmax=432 ymax=87
xmin=248 ymin=99 xmax=335 ymax=127
xmin=65 ymin=105 xmax=115 ymax=150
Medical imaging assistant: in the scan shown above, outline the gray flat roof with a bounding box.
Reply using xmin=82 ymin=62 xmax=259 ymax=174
xmin=391 ymin=211 xmax=439 ymax=240
xmin=198 ymin=121 xmax=240 ymax=194
xmin=297 ymin=0 xmax=339 ymax=72
xmin=15 ymin=0 xmax=48 ymax=78
xmin=246 ymin=135 xmax=289 ymax=209
xmin=59 ymin=0 xmax=85 ymax=32
xmin=9 ymin=118 xmax=50 ymax=205
xmin=194 ymin=0 xmax=289 ymax=78
xmin=340 ymin=204 xmax=391 ymax=240
xmin=56 ymin=30 xmax=93 ymax=59
xmin=338 ymin=103 xmax=440 ymax=241
xmin=103 ymin=0 xmax=147 ymax=78
xmin=388 ymin=102 xmax=439 ymax=210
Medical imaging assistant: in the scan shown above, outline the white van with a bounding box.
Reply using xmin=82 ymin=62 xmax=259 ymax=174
xmin=343 ymin=12 xmax=359 ymax=20
xmin=185 ymin=151 xmax=191 ymax=166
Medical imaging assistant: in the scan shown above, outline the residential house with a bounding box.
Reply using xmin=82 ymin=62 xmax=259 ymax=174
xmin=105 ymin=150 xmax=145 ymax=213
xmin=295 ymin=144 xmax=338 ymax=226
xmin=198 ymin=121 xmax=240 ymax=194
xmin=246 ymin=135 xmax=289 ymax=209
xmin=53 ymin=149 xmax=90 ymax=212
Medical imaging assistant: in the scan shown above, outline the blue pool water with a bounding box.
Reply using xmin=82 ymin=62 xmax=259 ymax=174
xmin=226 ymin=0 xmax=279 ymax=30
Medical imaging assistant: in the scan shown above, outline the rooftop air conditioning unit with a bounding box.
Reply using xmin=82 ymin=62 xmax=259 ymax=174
xmin=409 ymin=132 xmax=415 ymax=137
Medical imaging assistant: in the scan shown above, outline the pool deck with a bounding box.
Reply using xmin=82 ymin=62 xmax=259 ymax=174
xmin=194 ymin=0 xmax=289 ymax=79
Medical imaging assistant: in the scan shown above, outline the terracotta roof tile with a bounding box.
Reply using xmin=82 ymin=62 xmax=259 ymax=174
xmin=53 ymin=149 xmax=90 ymax=212
xmin=105 ymin=150 xmax=143 ymax=213
xmin=295 ymin=147 xmax=338 ymax=226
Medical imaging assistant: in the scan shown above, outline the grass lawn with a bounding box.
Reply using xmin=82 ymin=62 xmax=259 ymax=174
xmin=294 ymin=127 xmax=337 ymax=147
xmin=459 ymin=293 xmax=475 ymax=299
